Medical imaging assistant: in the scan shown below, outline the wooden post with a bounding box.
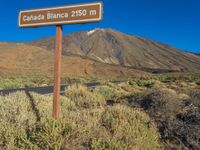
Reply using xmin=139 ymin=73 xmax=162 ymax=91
xmin=53 ymin=25 xmax=63 ymax=119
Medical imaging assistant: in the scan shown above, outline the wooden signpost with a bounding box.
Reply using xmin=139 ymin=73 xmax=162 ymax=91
xmin=18 ymin=2 xmax=103 ymax=119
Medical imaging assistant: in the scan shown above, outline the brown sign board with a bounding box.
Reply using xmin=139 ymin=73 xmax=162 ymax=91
xmin=18 ymin=2 xmax=103 ymax=27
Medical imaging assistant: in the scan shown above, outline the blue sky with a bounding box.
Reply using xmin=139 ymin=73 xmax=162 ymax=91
xmin=0 ymin=0 xmax=199 ymax=53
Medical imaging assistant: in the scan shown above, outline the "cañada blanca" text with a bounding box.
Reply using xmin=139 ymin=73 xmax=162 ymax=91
xmin=22 ymin=12 xmax=69 ymax=22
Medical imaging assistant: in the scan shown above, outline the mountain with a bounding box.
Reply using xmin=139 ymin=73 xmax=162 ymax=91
xmin=194 ymin=53 xmax=200 ymax=56
xmin=30 ymin=28 xmax=200 ymax=72
xmin=0 ymin=42 xmax=146 ymax=78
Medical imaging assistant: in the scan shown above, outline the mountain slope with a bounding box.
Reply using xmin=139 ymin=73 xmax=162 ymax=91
xmin=30 ymin=28 xmax=200 ymax=72
xmin=0 ymin=42 xmax=147 ymax=78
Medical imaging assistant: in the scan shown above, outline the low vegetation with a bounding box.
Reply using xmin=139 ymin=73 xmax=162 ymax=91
xmin=65 ymin=84 xmax=106 ymax=109
xmin=0 ymin=86 xmax=160 ymax=149
xmin=0 ymin=73 xmax=200 ymax=149
xmin=0 ymin=76 xmax=53 ymax=89
xmin=0 ymin=76 xmax=92 ymax=89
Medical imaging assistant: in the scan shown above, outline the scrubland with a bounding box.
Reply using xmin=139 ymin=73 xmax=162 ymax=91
xmin=0 ymin=73 xmax=200 ymax=149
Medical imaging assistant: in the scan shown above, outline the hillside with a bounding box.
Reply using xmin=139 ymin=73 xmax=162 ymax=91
xmin=0 ymin=42 xmax=146 ymax=78
xmin=30 ymin=28 xmax=200 ymax=72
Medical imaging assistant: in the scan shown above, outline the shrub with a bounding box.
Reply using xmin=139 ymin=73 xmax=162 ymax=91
xmin=137 ymin=79 xmax=155 ymax=87
xmin=61 ymin=96 xmax=77 ymax=112
xmin=26 ymin=119 xmax=72 ymax=150
xmin=101 ymin=105 xmax=160 ymax=150
xmin=0 ymin=78 xmax=24 ymax=89
xmin=0 ymin=92 xmax=36 ymax=148
xmin=157 ymin=73 xmax=200 ymax=83
xmin=62 ymin=77 xmax=88 ymax=85
xmin=0 ymin=76 xmax=53 ymax=89
xmin=129 ymin=79 xmax=155 ymax=88
xmin=90 ymin=138 xmax=122 ymax=150
xmin=65 ymin=84 xmax=106 ymax=109
xmin=94 ymin=85 xmax=124 ymax=100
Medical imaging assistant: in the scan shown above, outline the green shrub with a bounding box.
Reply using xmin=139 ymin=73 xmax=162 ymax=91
xmin=0 ymin=78 xmax=24 ymax=89
xmin=94 ymin=85 xmax=124 ymax=99
xmin=157 ymin=73 xmax=200 ymax=83
xmin=137 ymin=79 xmax=155 ymax=87
xmin=0 ymin=76 xmax=53 ymax=89
xmin=129 ymin=79 xmax=155 ymax=88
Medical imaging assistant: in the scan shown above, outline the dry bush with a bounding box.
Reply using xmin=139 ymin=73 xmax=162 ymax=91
xmin=119 ymin=83 xmax=143 ymax=93
xmin=65 ymin=84 xmax=106 ymax=109
xmin=26 ymin=119 xmax=72 ymax=150
xmin=0 ymin=92 xmax=36 ymax=149
xmin=101 ymin=105 xmax=160 ymax=150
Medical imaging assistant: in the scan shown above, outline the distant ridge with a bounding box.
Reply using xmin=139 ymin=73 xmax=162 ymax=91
xmin=30 ymin=28 xmax=200 ymax=73
xmin=0 ymin=42 xmax=147 ymax=78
